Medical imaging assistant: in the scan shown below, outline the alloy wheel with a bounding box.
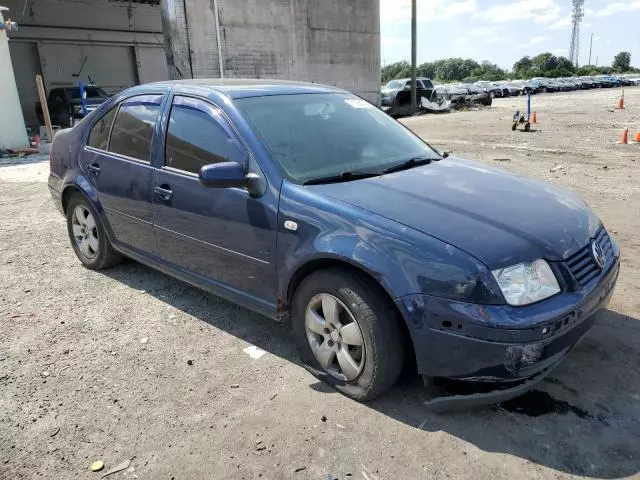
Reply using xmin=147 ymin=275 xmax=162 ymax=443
xmin=305 ymin=293 xmax=366 ymax=381
xmin=71 ymin=205 xmax=99 ymax=259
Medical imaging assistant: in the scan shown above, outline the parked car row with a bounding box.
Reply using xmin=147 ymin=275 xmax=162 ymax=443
xmin=380 ymin=77 xmax=492 ymax=116
xmin=381 ymin=75 xmax=639 ymax=112
xmin=472 ymin=75 xmax=640 ymax=96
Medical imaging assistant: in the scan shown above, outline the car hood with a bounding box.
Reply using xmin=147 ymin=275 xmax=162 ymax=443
xmin=311 ymin=157 xmax=600 ymax=268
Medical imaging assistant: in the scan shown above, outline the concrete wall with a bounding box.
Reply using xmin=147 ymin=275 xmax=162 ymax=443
xmin=3 ymin=0 xmax=167 ymax=126
xmin=162 ymin=0 xmax=381 ymax=103
xmin=0 ymin=11 xmax=29 ymax=149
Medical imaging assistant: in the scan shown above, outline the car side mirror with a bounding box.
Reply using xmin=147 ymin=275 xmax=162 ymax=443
xmin=199 ymin=162 xmax=248 ymax=189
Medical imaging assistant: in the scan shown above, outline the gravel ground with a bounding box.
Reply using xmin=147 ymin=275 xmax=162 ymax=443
xmin=1 ymin=87 xmax=639 ymax=480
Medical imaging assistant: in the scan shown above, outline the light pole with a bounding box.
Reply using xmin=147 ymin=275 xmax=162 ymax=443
xmin=410 ymin=0 xmax=417 ymax=111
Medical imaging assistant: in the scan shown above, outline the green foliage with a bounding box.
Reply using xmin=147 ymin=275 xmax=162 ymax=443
xmin=382 ymin=52 xmax=638 ymax=85
xmin=382 ymin=58 xmax=507 ymax=83
xmin=612 ymin=51 xmax=631 ymax=72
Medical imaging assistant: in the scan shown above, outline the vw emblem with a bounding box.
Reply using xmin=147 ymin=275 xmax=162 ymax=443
xmin=591 ymin=241 xmax=606 ymax=269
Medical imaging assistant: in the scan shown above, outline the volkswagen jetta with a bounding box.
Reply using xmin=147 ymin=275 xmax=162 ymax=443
xmin=48 ymin=80 xmax=620 ymax=402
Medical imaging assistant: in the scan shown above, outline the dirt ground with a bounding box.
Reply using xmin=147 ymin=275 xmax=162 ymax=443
xmin=1 ymin=88 xmax=639 ymax=480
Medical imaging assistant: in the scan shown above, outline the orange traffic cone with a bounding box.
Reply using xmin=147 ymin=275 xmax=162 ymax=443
xmin=531 ymin=111 xmax=537 ymax=124
xmin=633 ymin=131 xmax=640 ymax=143
xmin=616 ymin=97 xmax=624 ymax=109
xmin=619 ymin=128 xmax=628 ymax=144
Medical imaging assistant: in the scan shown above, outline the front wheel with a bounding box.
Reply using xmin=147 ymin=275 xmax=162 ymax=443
xmin=291 ymin=268 xmax=404 ymax=401
xmin=66 ymin=192 xmax=123 ymax=270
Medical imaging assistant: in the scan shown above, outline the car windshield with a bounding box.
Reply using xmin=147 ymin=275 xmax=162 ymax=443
xmin=236 ymin=93 xmax=439 ymax=183
xmin=66 ymin=87 xmax=108 ymax=99
xmin=385 ymin=80 xmax=404 ymax=90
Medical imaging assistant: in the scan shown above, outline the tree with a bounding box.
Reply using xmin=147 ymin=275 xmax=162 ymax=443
xmin=612 ymin=51 xmax=631 ymax=72
xmin=513 ymin=56 xmax=533 ymax=77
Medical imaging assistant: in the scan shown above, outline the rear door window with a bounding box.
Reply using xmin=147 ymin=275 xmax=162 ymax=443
xmin=109 ymin=95 xmax=163 ymax=162
xmin=87 ymin=107 xmax=117 ymax=151
xmin=164 ymin=96 xmax=247 ymax=175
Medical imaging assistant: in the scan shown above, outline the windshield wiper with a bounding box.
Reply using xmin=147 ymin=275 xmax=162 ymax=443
xmin=302 ymin=171 xmax=380 ymax=186
xmin=382 ymin=155 xmax=435 ymax=174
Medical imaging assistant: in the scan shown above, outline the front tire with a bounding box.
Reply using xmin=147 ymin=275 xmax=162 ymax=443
xmin=66 ymin=192 xmax=123 ymax=270
xmin=291 ymin=268 xmax=404 ymax=401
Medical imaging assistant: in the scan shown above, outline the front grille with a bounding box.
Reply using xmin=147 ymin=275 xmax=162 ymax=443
xmin=565 ymin=229 xmax=613 ymax=286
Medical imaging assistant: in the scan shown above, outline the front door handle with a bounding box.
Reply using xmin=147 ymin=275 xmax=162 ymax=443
xmin=87 ymin=163 xmax=101 ymax=176
xmin=154 ymin=185 xmax=173 ymax=201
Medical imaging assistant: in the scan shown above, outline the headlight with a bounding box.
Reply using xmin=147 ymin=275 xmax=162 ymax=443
xmin=492 ymin=259 xmax=560 ymax=306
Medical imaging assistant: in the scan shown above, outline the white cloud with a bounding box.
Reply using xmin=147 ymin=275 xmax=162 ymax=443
xmin=380 ymin=0 xmax=477 ymax=24
xmin=477 ymin=0 xmax=561 ymax=24
xmin=455 ymin=37 xmax=469 ymax=44
xmin=597 ymin=1 xmax=640 ymax=17
xmin=553 ymin=48 xmax=569 ymax=55
xmin=583 ymin=22 xmax=592 ymax=28
xmin=548 ymin=16 xmax=571 ymax=30
xmin=530 ymin=36 xmax=552 ymax=44
xmin=382 ymin=36 xmax=410 ymax=46
xmin=605 ymin=39 xmax=612 ymax=44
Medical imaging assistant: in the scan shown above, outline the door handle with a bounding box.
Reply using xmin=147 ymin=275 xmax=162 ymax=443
xmin=87 ymin=163 xmax=101 ymax=176
xmin=154 ymin=185 xmax=173 ymax=201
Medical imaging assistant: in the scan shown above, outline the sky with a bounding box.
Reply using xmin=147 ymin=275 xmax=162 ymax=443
xmin=380 ymin=0 xmax=640 ymax=70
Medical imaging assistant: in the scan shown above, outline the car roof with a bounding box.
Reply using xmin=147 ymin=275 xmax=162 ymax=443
xmin=144 ymin=78 xmax=346 ymax=99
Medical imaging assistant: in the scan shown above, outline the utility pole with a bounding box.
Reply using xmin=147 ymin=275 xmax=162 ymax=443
xmin=410 ymin=0 xmax=417 ymax=111
xmin=588 ymin=32 xmax=593 ymax=66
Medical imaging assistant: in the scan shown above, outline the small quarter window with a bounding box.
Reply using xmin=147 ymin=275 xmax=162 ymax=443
xmin=109 ymin=95 xmax=162 ymax=162
xmin=87 ymin=107 xmax=117 ymax=151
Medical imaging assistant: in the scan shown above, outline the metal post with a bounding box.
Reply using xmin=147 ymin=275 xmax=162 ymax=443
xmin=588 ymin=33 xmax=593 ymax=66
xmin=410 ymin=0 xmax=417 ymax=111
xmin=527 ymin=93 xmax=531 ymax=120
xmin=78 ymin=80 xmax=88 ymax=117
xmin=213 ymin=0 xmax=224 ymax=79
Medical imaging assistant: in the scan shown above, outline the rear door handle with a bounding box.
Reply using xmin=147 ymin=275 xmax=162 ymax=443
xmin=154 ymin=185 xmax=173 ymax=201
xmin=87 ymin=163 xmax=101 ymax=176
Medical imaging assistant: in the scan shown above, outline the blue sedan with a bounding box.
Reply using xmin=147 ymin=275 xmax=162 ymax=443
xmin=48 ymin=80 xmax=620 ymax=403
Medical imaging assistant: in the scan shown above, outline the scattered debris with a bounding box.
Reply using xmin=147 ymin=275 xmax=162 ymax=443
xmin=50 ymin=427 xmax=60 ymax=437
xmin=270 ymin=393 xmax=277 ymax=400
xmin=492 ymin=158 xmax=511 ymax=162
xmin=41 ymin=371 xmax=49 ymax=377
xmin=243 ymin=345 xmax=267 ymax=359
xmin=63 ymin=349 xmax=70 ymax=354
xmin=138 ymin=290 xmax=146 ymax=294
xmin=294 ymin=466 xmax=307 ymax=473
xmin=101 ymin=458 xmax=131 ymax=478
xmin=550 ymin=165 xmax=564 ymax=172
xmin=230 ymin=384 xmax=240 ymax=389
xmin=336 ymin=424 xmax=346 ymax=429
xmin=140 ymin=337 xmax=149 ymax=344
xmin=321 ymin=415 xmax=327 ymax=422
xmin=90 ymin=460 xmax=105 ymax=472
xmin=110 ymin=351 xmax=117 ymax=356
xmin=187 ymin=360 xmax=193 ymax=366
xmin=256 ymin=440 xmax=266 ymax=452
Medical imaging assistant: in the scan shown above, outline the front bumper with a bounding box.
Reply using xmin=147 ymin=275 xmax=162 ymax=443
xmin=396 ymin=258 xmax=620 ymax=382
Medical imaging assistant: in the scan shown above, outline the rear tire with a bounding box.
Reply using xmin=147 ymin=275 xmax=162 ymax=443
xmin=291 ymin=268 xmax=404 ymax=401
xmin=66 ymin=192 xmax=123 ymax=270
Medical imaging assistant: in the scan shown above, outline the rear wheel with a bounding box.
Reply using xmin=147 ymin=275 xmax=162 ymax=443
xmin=291 ymin=268 xmax=404 ymax=401
xmin=66 ymin=192 xmax=122 ymax=270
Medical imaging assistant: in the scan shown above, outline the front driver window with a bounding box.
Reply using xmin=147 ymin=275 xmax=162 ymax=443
xmin=164 ymin=96 xmax=247 ymax=175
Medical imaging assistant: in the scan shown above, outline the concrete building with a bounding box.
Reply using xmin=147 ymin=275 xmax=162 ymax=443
xmin=3 ymin=0 xmax=167 ymax=127
xmin=161 ymin=0 xmax=381 ymax=103
xmin=4 ymin=0 xmax=380 ymax=130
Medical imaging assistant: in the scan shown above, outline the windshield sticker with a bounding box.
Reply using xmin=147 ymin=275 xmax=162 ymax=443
xmin=345 ymin=99 xmax=373 ymax=109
